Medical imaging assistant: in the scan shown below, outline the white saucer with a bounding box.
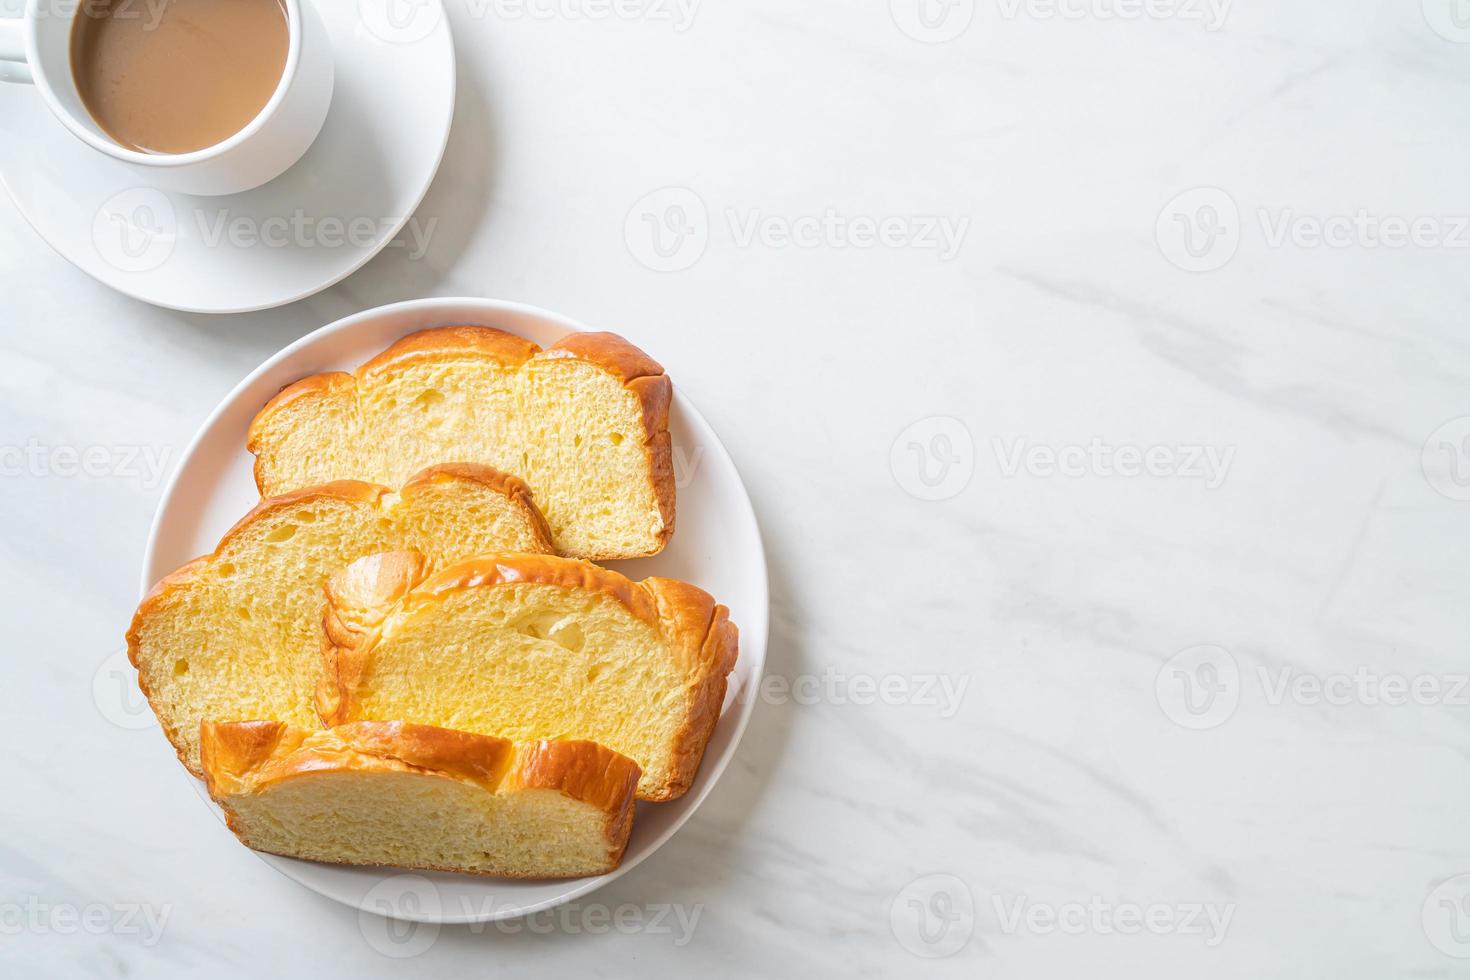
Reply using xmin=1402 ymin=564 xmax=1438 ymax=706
xmin=138 ymin=298 xmax=770 ymax=923
xmin=0 ymin=0 xmax=454 ymax=313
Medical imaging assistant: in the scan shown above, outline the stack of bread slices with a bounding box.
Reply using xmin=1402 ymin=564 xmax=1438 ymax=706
xmin=127 ymin=326 xmax=738 ymax=879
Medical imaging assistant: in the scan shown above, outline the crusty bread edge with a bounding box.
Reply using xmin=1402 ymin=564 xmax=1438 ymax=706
xmin=200 ymin=720 xmax=640 ymax=878
xmin=402 ymin=462 xmax=557 ymax=555
xmin=245 ymin=325 xmax=677 ymax=559
xmin=543 ymin=331 xmax=676 ymax=559
xmin=638 ymin=578 xmax=740 ymax=802
xmin=245 ymin=371 xmax=357 ymax=496
xmin=127 ymin=481 xmax=391 ymax=776
xmin=361 ymin=325 xmax=540 ymax=376
xmin=319 ymin=551 xmax=738 ymax=801
xmin=127 ymin=466 xmax=552 ymax=776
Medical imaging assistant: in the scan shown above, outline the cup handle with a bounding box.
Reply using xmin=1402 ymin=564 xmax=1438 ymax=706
xmin=0 ymin=18 xmax=33 ymax=85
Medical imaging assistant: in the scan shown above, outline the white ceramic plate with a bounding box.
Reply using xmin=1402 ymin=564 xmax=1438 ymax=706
xmin=139 ymin=298 xmax=768 ymax=922
xmin=0 ymin=0 xmax=454 ymax=313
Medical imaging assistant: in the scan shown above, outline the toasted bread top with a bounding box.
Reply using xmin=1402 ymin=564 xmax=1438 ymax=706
xmin=317 ymin=549 xmax=739 ymax=800
xmin=129 ymin=463 xmax=552 ymax=620
xmin=321 ymin=549 xmax=738 ymax=698
xmin=200 ymin=720 xmax=641 ymax=818
xmin=245 ymin=325 xmax=676 ymax=561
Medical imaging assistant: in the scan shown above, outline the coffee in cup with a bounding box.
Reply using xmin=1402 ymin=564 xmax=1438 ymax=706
xmin=71 ymin=0 xmax=290 ymax=155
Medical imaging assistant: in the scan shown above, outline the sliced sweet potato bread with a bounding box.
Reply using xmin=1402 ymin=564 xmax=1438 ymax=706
xmin=319 ymin=550 xmax=739 ymax=801
xmin=247 ymin=326 xmax=675 ymax=560
xmin=200 ymin=721 xmax=640 ymax=878
xmin=128 ymin=464 xmax=555 ymax=775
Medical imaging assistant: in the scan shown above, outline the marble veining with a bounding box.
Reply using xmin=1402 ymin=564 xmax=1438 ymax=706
xmin=3 ymin=0 xmax=1470 ymax=976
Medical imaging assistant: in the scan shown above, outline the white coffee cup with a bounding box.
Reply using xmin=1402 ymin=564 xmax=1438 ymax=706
xmin=0 ymin=0 xmax=334 ymax=196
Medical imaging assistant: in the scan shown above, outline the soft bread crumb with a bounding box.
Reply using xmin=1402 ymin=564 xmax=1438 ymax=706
xmin=128 ymin=468 xmax=555 ymax=775
xmin=247 ymin=327 xmax=674 ymax=560
xmin=321 ymin=551 xmax=739 ymax=801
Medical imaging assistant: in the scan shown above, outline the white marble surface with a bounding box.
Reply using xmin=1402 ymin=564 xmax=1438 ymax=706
xmin=5 ymin=0 xmax=1470 ymax=975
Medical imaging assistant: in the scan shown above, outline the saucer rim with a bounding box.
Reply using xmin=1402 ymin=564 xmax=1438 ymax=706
xmin=0 ymin=0 xmax=456 ymax=315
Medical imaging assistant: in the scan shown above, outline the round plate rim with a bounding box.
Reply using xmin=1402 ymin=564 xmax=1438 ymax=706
xmin=137 ymin=296 xmax=769 ymax=923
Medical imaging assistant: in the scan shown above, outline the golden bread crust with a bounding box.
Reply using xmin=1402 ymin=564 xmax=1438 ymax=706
xmin=202 ymin=720 xmax=518 ymax=795
xmin=319 ymin=550 xmax=738 ymax=800
xmin=414 ymin=552 xmax=663 ymax=623
xmin=131 ymin=479 xmax=388 ymax=620
xmin=126 ymin=481 xmax=390 ymax=775
xmin=641 ymin=578 xmax=741 ymax=801
xmin=318 ymin=551 xmax=433 ymax=724
xmin=541 ymin=332 xmax=675 ymax=555
xmin=508 ymin=740 xmax=641 ymax=860
xmin=199 ymin=720 xmax=310 ymax=795
xmin=245 ymin=325 xmax=676 ymax=559
xmin=128 ymin=466 xmax=554 ymax=776
xmin=360 ymin=325 xmax=541 ymax=376
xmin=200 ymin=721 xmax=640 ymax=878
xmin=542 ymin=331 xmax=665 ymax=382
xmin=626 ymin=376 xmax=675 ymax=555
xmin=245 ymin=372 xmax=356 ymax=490
xmin=247 ymin=371 xmax=357 ymax=443
xmin=401 ymin=463 xmax=556 ymax=555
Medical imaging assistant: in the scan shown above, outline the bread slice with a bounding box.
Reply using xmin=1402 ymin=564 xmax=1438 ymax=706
xmin=128 ymin=465 xmax=555 ymax=775
xmin=320 ymin=550 xmax=739 ymax=801
xmin=200 ymin=720 xmax=640 ymax=878
xmin=246 ymin=326 xmax=675 ymax=560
